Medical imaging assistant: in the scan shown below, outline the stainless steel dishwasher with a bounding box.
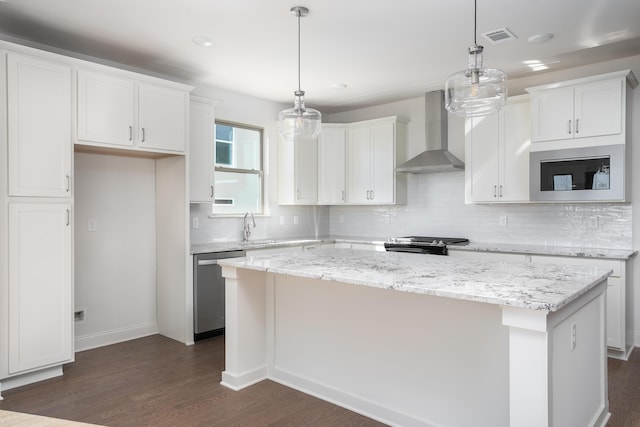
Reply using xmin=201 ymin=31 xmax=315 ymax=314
xmin=193 ymin=250 xmax=245 ymax=341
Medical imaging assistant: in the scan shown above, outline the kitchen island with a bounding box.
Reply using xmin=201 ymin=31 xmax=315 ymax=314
xmin=219 ymin=248 xmax=611 ymax=427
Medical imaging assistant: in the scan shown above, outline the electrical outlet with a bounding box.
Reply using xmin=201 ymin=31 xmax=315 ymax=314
xmin=74 ymin=309 xmax=86 ymax=322
xmin=499 ymin=215 xmax=508 ymax=227
xmin=192 ymin=217 xmax=199 ymax=229
xmin=88 ymin=219 xmax=98 ymax=232
xmin=279 ymin=216 xmax=285 ymax=225
xmin=293 ymin=215 xmax=299 ymax=225
xmin=570 ymin=322 xmax=577 ymax=350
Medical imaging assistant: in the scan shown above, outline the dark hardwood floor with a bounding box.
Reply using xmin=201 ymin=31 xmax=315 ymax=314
xmin=0 ymin=335 xmax=384 ymax=426
xmin=1 ymin=334 xmax=639 ymax=426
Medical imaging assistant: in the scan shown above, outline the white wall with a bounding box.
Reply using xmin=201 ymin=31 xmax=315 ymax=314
xmin=74 ymin=152 xmax=158 ymax=351
xmin=188 ymin=86 xmax=330 ymax=244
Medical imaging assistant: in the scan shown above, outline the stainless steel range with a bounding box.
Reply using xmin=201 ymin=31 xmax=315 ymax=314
xmin=384 ymin=236 xmax=469 ymax=255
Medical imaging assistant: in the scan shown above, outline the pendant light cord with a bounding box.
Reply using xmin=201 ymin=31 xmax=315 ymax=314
xmin=473 ymin=0 xmax=477 ymax=46
xmin=297 ymin=10 xmax=302 ymax=93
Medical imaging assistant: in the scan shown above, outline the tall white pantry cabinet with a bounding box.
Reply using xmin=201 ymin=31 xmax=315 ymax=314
xmin=1 ymin=51 xmax=74 ymax=390
xmin=0 ymin=41 xmax=193 ymax=397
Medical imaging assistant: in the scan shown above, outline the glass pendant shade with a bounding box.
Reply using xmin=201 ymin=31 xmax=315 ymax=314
xmin=278 ymin=90 xmax=321 ymax=140
xmin=278 ymin=6 xmax=321 ymax=141
xmin=445 ymin=45 xmax=507 ymax=117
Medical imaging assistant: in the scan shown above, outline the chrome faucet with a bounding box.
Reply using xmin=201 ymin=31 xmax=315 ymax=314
xmin=242 ymin=212 xmax=256 ymax=242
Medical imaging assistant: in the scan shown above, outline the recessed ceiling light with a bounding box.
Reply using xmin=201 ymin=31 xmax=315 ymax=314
xmin=528 ymin=33 xmax=554 ymax=43
xmin=192 ymin=36 xmax=214 ymax=47
xmin=330 ymin=83 xmax=348 ymax=89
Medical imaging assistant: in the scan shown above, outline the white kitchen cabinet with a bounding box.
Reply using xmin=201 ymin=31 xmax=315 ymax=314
xmin=278 ymin=137 xmax=318 ymax=205
xmin=7 ymin=53 xmax=72 ymax=197
xmin=527 ymin=70 xmax=636 ymax=150
xmin=77 ymin=69 xmax=135 ymax=147
xmin=449 ymin=248 xmax=633 ymax=359
xmin=138 ymin=83 xmax=187 ymax=152
xmin=8 ymin=203 xmax=73 ymax=374
xmin=347 ymin=117 xmax=403 ymax=204
xmin=465 ymin=95 xmax=530 ymax=203
xmin=77 ymin=68 xmax=190 ymax=153
xmin=318 ymin=125 xmax=347 ymax=204
xmin=189 ymin=98 xmax=216 ymax=203
xmin=529 ymin=254 xmax=632 ymax=359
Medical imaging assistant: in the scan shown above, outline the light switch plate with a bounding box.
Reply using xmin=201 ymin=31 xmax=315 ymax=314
xmin=88 ymin=219 xmax=98 ymax=232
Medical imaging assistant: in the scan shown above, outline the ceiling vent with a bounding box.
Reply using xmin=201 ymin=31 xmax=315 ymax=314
xmin=482 ymin=27 xmax=518 ymax=44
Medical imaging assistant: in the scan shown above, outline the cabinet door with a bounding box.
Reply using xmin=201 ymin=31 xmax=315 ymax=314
xmin=467 ymin=114 xmax=500 ymax=202
xmin=606 ymin=277 xmax=623 ymax=350
xmin=500 ymin=100 xmax=530 ymax=202
xmin=189 ymin=100 xmax=215 ymax=202
xmin=8 ymin=204 xmax=73 ymax=374
xmin=370 ymin=122 xmax=395 ymax=203
xmin=294 ymin=140 xmax=318 ymax=203
xmin=138 ymin=83 xmax=187 ymax=152
xmin=318 ymin=126 xmax=346 ymax=204
xmin=530 ymin=87 xmax=574 ymax=143
xmin=77 ymin=69 xmax=135 ymax=146
xmin=574 ymin=79 xmax=623 ymax=139
xmin=7 ymin=53 xmax=71 ymax=197
xmin=347 ymin=126 xmax=372 ymax=203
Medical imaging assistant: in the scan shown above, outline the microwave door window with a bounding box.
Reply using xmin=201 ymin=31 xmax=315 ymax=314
xmin=540 ymin=156 xmax=610 ymax=192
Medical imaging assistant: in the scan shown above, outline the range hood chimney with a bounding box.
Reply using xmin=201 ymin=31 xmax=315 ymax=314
xmin=396 ymin=90 xmax=464 ymax=174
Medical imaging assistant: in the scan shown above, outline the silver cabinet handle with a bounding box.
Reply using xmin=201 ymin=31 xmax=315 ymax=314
xmin=568 ymin=120 xmax=572 ymax=134
xmin=371 ymin=190 xmax=374 ymax=200
xmin=499 ymin=185 xmax=503 ymax=198
xmin=66 ymin=209 xmax=70 ymax=226
xmin=210 ymin=185 xmax=214 ymax=198
xmin=575 ymin=119 xmax=580 ymax=134
xmin=493 ymin=185 xmax=497 ymax=198
xmin=141 ymin=127 xmax=146 ymax=142
xmin=341 ymin=190 xmax=345 ymax=201
xmin=66 ymin=174 xmax=70 ymax=192
xmin=129 ymin=125 xmax=133 ymax=141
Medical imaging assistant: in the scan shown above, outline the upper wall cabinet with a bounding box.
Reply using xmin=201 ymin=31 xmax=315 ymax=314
xmin=278 ymin=137 xmax=318 ymax=205
xmin=318 ymin=125 xmax=347 ymax=205
xmin=189 ymin=98 xmax=216 ymax=203
xmin=465 ymin=95 xmax=530 ymax=203
xmin=278 ymin=116 xmax=407 ymax=206
xmin=527 ymin=70 xmax=637 ymax=151
xmin=346 ymin=116 xmax=407 ymax=205
xmin=7 ymin=53 xmax=72 ymax=197
xmin=77 ymin=68 xmax=191 ymax=154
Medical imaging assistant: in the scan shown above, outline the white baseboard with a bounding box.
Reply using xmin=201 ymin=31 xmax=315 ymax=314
xmin=0 ymin=366 xmax=63 ymax=397
xmin=269 ymin=367 xmax=433 ymax=427
xmin=74 ymin=322 xmax=158 ymax=352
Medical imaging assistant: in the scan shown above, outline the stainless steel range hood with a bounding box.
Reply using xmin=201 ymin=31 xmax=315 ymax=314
xmin=396 ymin=90 xmax=464 ymax=174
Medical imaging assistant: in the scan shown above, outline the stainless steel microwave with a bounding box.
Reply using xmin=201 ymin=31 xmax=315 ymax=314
xmin=530 ymin=144 xmax=626 ymax=202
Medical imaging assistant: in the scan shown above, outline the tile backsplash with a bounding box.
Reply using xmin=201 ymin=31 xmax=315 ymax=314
xmin=329 ymin=172 xmax=633 ymax=249
xmin=191 ymin=171 xmax=632 ymax=249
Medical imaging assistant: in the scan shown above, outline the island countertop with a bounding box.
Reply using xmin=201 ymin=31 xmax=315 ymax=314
xmin=219 ymin=248 xmax=611 ymax=312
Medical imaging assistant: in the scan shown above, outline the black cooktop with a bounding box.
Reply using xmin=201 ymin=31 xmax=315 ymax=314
xmin=384 ymin=236 xmax=469 ymax=255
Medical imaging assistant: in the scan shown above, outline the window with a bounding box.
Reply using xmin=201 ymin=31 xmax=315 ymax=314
xmin=212 ymin=121 xmax=263 ymax=215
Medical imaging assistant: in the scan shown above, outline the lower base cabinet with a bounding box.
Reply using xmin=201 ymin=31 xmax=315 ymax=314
xmin=449 ymin=249 xmax=633 ymax=359
xmin=7 ymin=203 xmax=73 ymax=375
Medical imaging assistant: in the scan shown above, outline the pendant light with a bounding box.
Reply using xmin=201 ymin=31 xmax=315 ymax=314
xmin=278 ymin=6 xmax=321 ymax=141
xmin=445 ymin=0 xmax=507 ymax=117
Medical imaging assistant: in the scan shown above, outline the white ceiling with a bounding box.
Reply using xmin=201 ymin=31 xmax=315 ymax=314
xmin=1 ymin=0 xmax=639 ymax=113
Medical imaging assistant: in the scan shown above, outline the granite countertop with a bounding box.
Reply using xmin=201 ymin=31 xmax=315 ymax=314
xmin=191 ymin=235 xmax=636 ymax=260
xmin=218 ymin=248 xmax=611 ymax=312
xmin=190 ymin=235 xmax=387 ymax=254
xmin=449 ymin=242 xmax=637 ymax=260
